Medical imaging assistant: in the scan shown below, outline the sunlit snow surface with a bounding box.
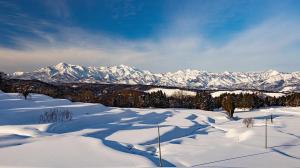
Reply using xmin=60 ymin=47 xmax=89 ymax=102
xmin=0 ymin=91 xmax=299 ymax=167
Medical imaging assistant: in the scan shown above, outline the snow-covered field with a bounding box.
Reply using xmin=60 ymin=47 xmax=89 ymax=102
xmin=0 ymin=91 xmax=299 ymax=167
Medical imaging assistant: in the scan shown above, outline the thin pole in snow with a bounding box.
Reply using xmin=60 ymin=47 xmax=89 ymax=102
xmin=157 ymin=125 xmax=163 ymax=167
xmin=265 ymin=116 xmax=268 ymax=149
xmin=271 ymin=113 xmax=273 ymax=124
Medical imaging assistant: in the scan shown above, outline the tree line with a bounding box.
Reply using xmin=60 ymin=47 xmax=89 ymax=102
xmin=1 ymin=76 xmax=300 ymax=119
xmin=106 ymin=90 xmax=300 ymax=118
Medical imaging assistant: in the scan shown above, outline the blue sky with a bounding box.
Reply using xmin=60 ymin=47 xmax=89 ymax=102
xmin=1 ymin=0 xmax=300 ymax=73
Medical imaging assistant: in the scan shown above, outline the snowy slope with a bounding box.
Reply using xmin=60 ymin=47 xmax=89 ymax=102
xmin=10 ymin=62 xmax=300 ymax=92
xmin=0 ymin=91 xmax=299 ymax=167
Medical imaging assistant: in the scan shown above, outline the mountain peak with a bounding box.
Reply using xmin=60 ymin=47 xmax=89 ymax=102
xmin=116 ymin=64 xmax=130 ymax=69
xmin=54 ymin=62 xmax=70 ymax=69
xmin=10 ymin=63 xmax=300 ymax=92
xmin=265 ymin=69 xmax=280 ymax=76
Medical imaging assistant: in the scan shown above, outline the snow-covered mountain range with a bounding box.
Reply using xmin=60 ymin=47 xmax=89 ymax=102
xmin=10 ymin=63 xmax=300 ymax=92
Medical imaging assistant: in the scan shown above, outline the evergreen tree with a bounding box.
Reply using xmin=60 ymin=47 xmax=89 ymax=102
xmin=0 ymin=72 xmax=4 ymax=86
xmin=285 ymin=93 xmax=300 ymax=106
xmin=144 ymin=91 xmax=169 ymax=108
xmin=195 ymin=92 xmax=215 ymax=110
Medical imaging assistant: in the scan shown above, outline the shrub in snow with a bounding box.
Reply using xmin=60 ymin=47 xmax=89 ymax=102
xmin=242 ymin=118 xmax=254 ymax=128
xmin=39 ymin=108 xmax=72 ymax=123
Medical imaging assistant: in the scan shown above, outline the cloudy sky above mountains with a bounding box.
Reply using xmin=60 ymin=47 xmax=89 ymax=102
xmin=1 ymin=0 xmax=300 ymax=73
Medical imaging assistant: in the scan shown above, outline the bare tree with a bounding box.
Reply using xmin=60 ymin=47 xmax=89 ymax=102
xmin=19 ymin=86 xmax=31 ymax=100
xmin=242 ymin=118 xmax=254 ymax=128
xmin=222 ymin=94 xmax=235 ymax=118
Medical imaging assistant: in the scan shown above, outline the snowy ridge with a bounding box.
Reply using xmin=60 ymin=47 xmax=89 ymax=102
xmin=11 ymin=62 xmax=300 ymax=92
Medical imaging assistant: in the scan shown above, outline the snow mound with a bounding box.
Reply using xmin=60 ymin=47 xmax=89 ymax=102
xmin=226 ymin=129 xmax=254 ymax=142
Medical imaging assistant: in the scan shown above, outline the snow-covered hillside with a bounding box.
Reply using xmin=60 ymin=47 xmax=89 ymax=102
xmin=0 ymin=91 xmax=299 ymax=167
xmin=10 ymin=62 xmax=300 ymax=92
xmin=145 ymin=88 xmax=197 ymax=97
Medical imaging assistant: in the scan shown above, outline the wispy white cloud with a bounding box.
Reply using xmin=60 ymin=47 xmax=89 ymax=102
xmin=1 ymin=14 xmax=300 ymax=73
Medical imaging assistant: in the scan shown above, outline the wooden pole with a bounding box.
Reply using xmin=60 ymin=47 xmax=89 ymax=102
xmin=265 ymin=116 xmax=268 ymax=149
xmin=157 ymin=125 xmax=163 ymax=167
